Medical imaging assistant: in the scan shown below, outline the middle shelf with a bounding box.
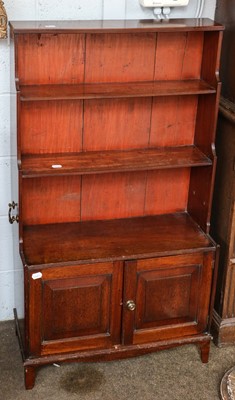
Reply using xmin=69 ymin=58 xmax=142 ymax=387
xmin=19 ymin=79 xmax=216 ymax=101
xmin=20 ymin=145 xmax=212 ymax=177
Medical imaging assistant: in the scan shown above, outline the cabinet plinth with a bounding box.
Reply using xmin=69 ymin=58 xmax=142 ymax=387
xmin=10 ymin=18 xmax=223 ymax=389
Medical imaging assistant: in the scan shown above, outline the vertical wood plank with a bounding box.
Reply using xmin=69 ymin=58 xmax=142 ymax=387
xmin=150 ymin=96 xmax=198 ymax=147
xmin=22 ymin=176 xmax=82 ymax=225
xmin=83 ymin=98 xmax=151 ymax=151
xmin=155 ymin=32 xmax=187 ymax=80
xmin=17 ymin=33 xmax=85 ymax=84
xmin=81 ymin=172 xmax=146 ymax=221
xmin=155 ymin=32 xmax=204 ymax=80
xmin=85 ymin=33 xmax=156 ymax=83
xmin=181 ymin=32 xmax=204 ymax=79
xmin=20 ymin=100 xmax=83 ymax=154
xmin=145 ymin=169 xmax=190 ymax=215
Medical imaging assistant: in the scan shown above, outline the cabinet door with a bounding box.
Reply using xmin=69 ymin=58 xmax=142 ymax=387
xmin=28 ymin=261 xmax=123 ymax=356
xmin=122 ymin=253 xmax=214 ymax=345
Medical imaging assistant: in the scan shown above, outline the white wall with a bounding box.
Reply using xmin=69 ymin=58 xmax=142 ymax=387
xmin=0 ymin=0 xmax=216 ymax=321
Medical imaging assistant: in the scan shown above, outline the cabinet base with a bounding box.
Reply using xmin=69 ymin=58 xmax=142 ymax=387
xmin=14 ymin=309 xmax=212 ymax=390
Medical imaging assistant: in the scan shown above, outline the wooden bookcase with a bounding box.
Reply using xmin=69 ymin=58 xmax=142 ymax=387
xmin=10 ymin=18 xmax=223 ymax=389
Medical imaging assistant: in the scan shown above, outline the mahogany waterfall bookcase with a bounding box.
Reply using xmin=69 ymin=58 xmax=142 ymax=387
xmin=9 ymin=18 xmax=224 ymax=389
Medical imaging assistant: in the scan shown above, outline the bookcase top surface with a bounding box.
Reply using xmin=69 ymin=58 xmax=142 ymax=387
xmin=9 ymin=18 xmax=224 ymax=34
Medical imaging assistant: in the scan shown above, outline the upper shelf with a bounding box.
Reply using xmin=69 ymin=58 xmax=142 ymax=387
xmin=19 ymin=80 xmax=216 ymax=101
xmin=20 ymin=146 xmax=212 ymax=178
xmin=10 ymin=18 xmax=224 ymax=34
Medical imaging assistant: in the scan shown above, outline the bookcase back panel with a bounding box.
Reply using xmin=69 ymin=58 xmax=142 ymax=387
xmin=15 ymin=30 xmax=219 ymax=88
xmin=145 ymin=169 xmax=190 ymax=215
xmin=85 ymin=33 xmax=156 ymax=83
xmin=83 ymin=98 xmax=152 ymax=151
xmin=154 ymin=32 xmax=204 ymax=81
xmin=80 ymin=169 xmax=189 ymax=221
xmin=20 ymin=94 xmax=199 ymax=157
xmin=21 ymin=168 xmax=190 ymax=225
xmin=20 ymin=100 xmax=83 ymax=154
xmin=16 ymin=34 xmax=85 ymax=85
xmin=22 ymin=176 xmax=81 ymax=225
xmin=150 ymin=96 xmax=198 ymax=147
xmin=81 ymin=171 xmax=146 ymax=221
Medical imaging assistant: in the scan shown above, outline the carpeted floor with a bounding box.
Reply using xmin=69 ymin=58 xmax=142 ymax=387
xmin=1 ymin=320 xmax=235 ymax=399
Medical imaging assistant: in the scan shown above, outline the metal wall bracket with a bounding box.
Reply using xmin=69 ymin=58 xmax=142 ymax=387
xmin=8 ymin=201 xmax=19 ymax=224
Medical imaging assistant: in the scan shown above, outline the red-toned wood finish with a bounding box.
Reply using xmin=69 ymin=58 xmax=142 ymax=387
xmin=20 ymin=100 xmax=83 ymax=154
xmin=85 ymin=33 xmax=156 ymax=83
xmin=28 ymin=261 xmax=123 ymax=356
xmin=144 ymin=168 xmax=190 ymax=215
xmin=19 ymin=80 xmax=215 ymax=101
xmin=20 ymin=146 xmax=211 ymax=177
xmin=16 ymin=33 xmax=85 ymax=85
xmin=10 ymin=19 xmax=223 ymax=389
xmin=83 ymin=97 xmax=152 ymax=151
xmin=154 ymin=32 xmax=203 ymax=80
xmin=22 ymin=213 xmax=215 ymax=266
xmin=21 ymin=175 xmax=81 ymax=225
xmin=123 ymin=253 xmax=213 ymax=345
xmin=9 ymin=18 xmax=223 ymax=34
xmin=150 ymin=96 xmax=198 ymax=147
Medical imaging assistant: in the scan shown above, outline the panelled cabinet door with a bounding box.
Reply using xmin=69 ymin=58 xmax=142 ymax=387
xmin=28 ymin=261 xmax=123 ymax=356
xmin=122 ymin=253 xmax=214 ymax=345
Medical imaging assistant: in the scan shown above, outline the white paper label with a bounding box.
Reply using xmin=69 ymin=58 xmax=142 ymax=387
xmin=52 ymin=164 xmax=62 ymax=169
xmin=32 ymin=272 xmax=42 ymax=280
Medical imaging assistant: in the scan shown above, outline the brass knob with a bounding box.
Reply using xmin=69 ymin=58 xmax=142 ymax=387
xmin=126 ymin=300 xmax=136 ymax=311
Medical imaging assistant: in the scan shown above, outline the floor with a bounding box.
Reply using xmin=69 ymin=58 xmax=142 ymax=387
xmin=1 ymin=320 xmax=235 ymax=400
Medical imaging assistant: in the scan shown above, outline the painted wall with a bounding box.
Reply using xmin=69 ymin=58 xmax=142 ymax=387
xmin=0 ymin=0 xmax=216 ymax=320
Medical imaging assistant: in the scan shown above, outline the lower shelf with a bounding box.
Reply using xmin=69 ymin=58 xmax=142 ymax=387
xmin=22 ymin=212 xmax=215 ymax=266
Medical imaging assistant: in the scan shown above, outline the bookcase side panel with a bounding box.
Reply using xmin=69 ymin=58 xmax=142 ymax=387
xmin=188 ymin=164 xmax=216 ymax=233
xmin=201 ymin=31 xmax=223 ymax=87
